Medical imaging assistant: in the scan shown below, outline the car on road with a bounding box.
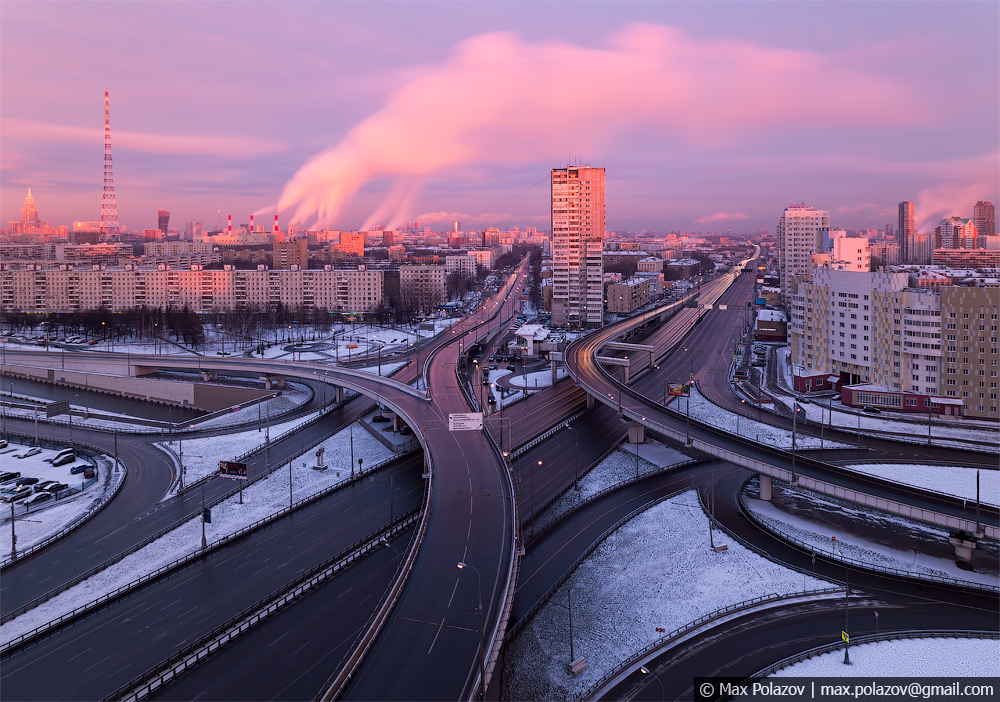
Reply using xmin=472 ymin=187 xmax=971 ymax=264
xmin=2 ymin=486 xmax=32 ymax=502
xmin=862 ymin=406 xmax=881 ymax=414
xmin=23 ymin=492 xmax=53 ymax=509
xmin=84 ymin=467 xmax=96 ymax=479
xmin=14 ymin=447 xmax=42 ymax=459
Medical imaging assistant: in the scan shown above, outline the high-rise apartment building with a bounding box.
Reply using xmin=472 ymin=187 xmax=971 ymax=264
xmin=973 ymin=200 xmax=995 ymax=239
xmin=898 ymin=201 xmax=915 ymax=262
xmin=934 ymin=217 xmax=977 ymax=249
xmin=157 ymin=209 xmax=170 ymax=236
xmin=777 ymin=203 xmax=828 ymax=302
xmin=272 ymin=238 xmax=309 ymax=269
xmin=551 ymin=165 xmax=606 ymax=328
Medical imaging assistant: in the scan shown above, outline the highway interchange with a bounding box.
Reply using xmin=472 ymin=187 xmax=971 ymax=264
xmin=2 ymin=250 xmax=998 ymax=701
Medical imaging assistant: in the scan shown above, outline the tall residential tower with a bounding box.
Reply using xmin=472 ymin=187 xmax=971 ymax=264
xmin=777 ymin=203 xmax=828 ymax=303
xmin=551 ymin=166 xmax=606 ymax=328
xmin=898 ymin=200 xmax=914 ymax=262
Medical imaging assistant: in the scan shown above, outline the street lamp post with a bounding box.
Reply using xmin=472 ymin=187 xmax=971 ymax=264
xmin=639 ymin=667 xmax=665 ymax=700
xmin=456 ymin=562 xmax=486 ymax=700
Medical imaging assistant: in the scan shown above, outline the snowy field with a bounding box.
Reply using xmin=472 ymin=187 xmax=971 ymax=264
xmin=744 ymin=485 xmax=999 ymax=588
xmin=0 ymin=420 xmax=396 ymax=646
xmin=773 ymin=348 xmax=998 ymax=450
xmin=503 ymin=489 xmax=830 ymax=701
xmin=841 ymin=463 xmax=999 ymax=508
xmin=156 ymin=409 xmax=324 ymax=490
xmin=485 ymin=366 xmax=570 ymax=410
xmin=1 ymin=444 xmax=114 ymax=557
xmin=530 ymin=440 xmax=692 ymax=535
xmin=769 ymin=637 xmax=999 ymax=678
xmin=668 ymin=386 xmax=853 ymax=450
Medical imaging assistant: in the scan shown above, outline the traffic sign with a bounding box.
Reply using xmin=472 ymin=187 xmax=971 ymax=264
xmin=841 ymin=631 xmax=849 ymax=643
xmin=203 ymin=507 xmax=212 ymax=524
xmin=448 ymin=413 xmax=483 ymax=431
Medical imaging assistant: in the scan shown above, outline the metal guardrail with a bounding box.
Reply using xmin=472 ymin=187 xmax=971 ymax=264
xmin=105 ymin=509 xmax=422 ymax=702
xmin=0 ymin=448 xmax=413 ymax=633
xmin=576 ymin=588 xmax=846 ymax=702
xmin=738 ymin=629 xmax=1000 ymax=692
xmin=510 ymin=406 xmax=592 ymax=458
xmin=0 ymin=433 xmax=125 ymax=570
xmin=738 ymin=478 xmax=1000 ymax=594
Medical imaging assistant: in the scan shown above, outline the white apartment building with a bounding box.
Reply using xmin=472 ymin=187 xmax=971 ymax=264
xmin=399 ymin=264 xmax=446 ymax=313
xmin=445 ymin=254 xmax=477 ymax=278
xmin=0 ymin=265 xmax=383 ymax=315
xmin=551 ymin=166 xmax=606 ymax=328
xmin=777 ymin=203 xmax=828 ymax=303
xmin=789 ymin=267 xmax=998 ymax=419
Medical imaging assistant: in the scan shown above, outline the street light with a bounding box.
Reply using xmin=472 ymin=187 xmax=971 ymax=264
xmin=456 ymin=562 xmax=486 ymax=700
xmin=639 ymin=666 xmax=665 ymax=700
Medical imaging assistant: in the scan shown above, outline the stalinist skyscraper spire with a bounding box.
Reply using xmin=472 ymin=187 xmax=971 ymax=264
xmin=100 ymin=89 xmax=119 ymax=236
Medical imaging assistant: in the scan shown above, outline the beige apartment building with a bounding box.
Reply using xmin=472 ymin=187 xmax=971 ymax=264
xmin=778 ymin=203 xmax=828 ymax=304
xmin=607 ymin=277 xmax=651 ymax=314
xmin=0 ymin=265 xmax=383 ymax=315
xmin=551 ymin=166 xmax=606 ymax=328
xmin=399 ymin=264 xmax=446 ymax=313
xmin=789 ymin=266 xmax=998 ymax=419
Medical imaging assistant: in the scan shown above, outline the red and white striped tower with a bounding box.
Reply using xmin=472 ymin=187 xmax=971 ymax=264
xmin=274 ymin=214 xmax=279 ymax=233
xmin=228 ymin=215 xmax=232 ymax=234
xmin=250 ymin=214 xmax=254 ymax=233
xmin=100 ymin=90 xmax=119 ymax=236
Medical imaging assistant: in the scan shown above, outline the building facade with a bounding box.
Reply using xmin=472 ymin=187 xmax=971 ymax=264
xmin=973 ymin=201 xmax=995 ymax=240
xmin=551 ymin=166 xmax=606 ymax=328
xmin=0 ymin=266 xmax=384 ymax=315
xmin=606 ymin=277 xmax=651 ymax=314
xmin=777 ymin=203 xmax=828 ymax=302
xmin=271 ymin=239 xmax=309 ymax=269
xmin=399 ymin=264 xmax=446 ymax=313
xmin=898 ymin=200 xmax=915 ymax=262
xmin=788 ymin=267 xmax=997 ymax=419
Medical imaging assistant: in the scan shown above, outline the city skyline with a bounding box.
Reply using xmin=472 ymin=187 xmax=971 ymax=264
xmin=2 ymin=1 xmax=998 ymax=234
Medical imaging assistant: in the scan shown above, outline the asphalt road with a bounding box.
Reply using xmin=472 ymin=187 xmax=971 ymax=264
xmin=1 ymin=453 xmax=425 ymax=701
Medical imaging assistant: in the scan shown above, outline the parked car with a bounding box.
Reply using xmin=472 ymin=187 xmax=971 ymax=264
xmin=398 ymin=425 xmax=412 ymax=435
xmin=24 ymin=492 xmax=53 ymax=509
xmin=45 ymin=448 xmax=75 ymax=464
xmin=795 ymin=396 xmax=810 ymax=404
xmin=0 ymin=439 xmax=8 ymax=449
xmin=862 ymin=406 xmax=881 ymax=414
xmin=43 ymin=482 xmax=69 ymax=494
xmin=16 ymin=477 xmax=39 ymax=488
xmin=88 ymin=340 xmax=100 ymax=345
xmin=70 ymin=464 xmax=89 ymax=474
xmin=51 ymin=454 xmax=76 ymax=467
xmin=0 ymin=471 xmax=20 ymax=484
xmin=2 ymin=486 xmax=32 ymax=502
xmin=34 ymin=480 xmax=60 ymax=493
xmin=15 ymin=447 xmax=42 ymax=459
xmin=84 ymin=468 xmax=96 ymax=479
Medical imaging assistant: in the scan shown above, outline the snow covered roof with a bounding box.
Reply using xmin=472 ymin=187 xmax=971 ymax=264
xmin=757 ymin=309 xmax=787 ymax=322
xmin=515 ymin=323 xmax=549 ymax=342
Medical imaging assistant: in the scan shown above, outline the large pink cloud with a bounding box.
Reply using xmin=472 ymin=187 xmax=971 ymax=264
xmin=277 ymin=24 xmax=921 ymax=228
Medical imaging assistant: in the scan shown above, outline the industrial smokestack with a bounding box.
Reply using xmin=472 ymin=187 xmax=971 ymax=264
xmin=228 ymin=215 xmax=232 ymax=234
xmin=250 ymin=214 xmax=254 ymax=233
xmin=274 ymin=214 xmax=279 ymax=233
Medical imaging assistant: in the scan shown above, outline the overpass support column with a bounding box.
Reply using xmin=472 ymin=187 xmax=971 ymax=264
xmin=551 ymin=360 xmax=558 ymax=384
xmin=949 ymin=535 xmax=976 ymax=562
xmin=335 ymin=386 xmax=344 ymax=403
xmin=759 ymin=474 xmax=772 ymax=501
xmin=627 ymin=420 xmax=644 ymax=444
xmin=260 ymin=375 xmax=285 ymax=390
xmin=200 ymin=370 xmax=218 ymax=381
xmin=587 ymin=393 xmax=595 ymax=408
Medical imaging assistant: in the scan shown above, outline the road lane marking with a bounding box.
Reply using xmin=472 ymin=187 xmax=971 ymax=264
xmin=426 ymin=616 xmax=447 ymax=654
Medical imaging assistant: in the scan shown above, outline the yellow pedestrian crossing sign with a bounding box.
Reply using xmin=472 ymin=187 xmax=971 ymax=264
xmin=841 ymin=631 xmax=849 ymax=643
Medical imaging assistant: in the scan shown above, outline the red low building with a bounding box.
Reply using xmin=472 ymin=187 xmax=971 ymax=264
xmin=841 ymin=384 xmax=964 ymax=416
xmin=792 ymin=371 xmax=840 ymax=393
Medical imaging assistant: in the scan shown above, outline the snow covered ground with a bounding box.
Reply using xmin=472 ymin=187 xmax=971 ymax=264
xmin=769 ymin=637 xmax=999 ymax=678
xmin=485 ymin=366 xmax=570 ymax=410
xmin=529 ymin=440 xmax=692 ymax=535
xmin=668 ymin=386 xmax=854 ymax=450
xmin=0 ymin=420 xmax=396 ymax=646
xmin=841 ymin=463 xmax=999 ymax=508
xmin=156 ymin=409 xmax=324 ymax=490
xmin=773 ymin=348 xmax=998 ymax=450
xmin=1 ymin=444 xmax=115 ymax=557
xmin=744 ymin=483 xmax=999 ymax=588
xmin=503 ymin=489 xmax=830 ymax=701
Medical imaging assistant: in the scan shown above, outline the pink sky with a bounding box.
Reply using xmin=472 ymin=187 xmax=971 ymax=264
xmin=2 ymin=2 xmax=997 ymax=234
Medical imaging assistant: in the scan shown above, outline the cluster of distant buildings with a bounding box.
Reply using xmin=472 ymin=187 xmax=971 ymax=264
xmin=772 ymin=200 xmax=998 ymax=421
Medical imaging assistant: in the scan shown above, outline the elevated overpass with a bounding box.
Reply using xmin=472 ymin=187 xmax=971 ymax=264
xmin=565 ymin=249 xmax=999 ymax=549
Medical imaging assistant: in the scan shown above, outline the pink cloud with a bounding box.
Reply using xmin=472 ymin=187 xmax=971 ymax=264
xmin=277 ymin=24 xmax=922 ymax=227
xmin=693 ymin=211 xmax=748 ymax=224
xmin=4 ymin=118 xmax=287 ymax=159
